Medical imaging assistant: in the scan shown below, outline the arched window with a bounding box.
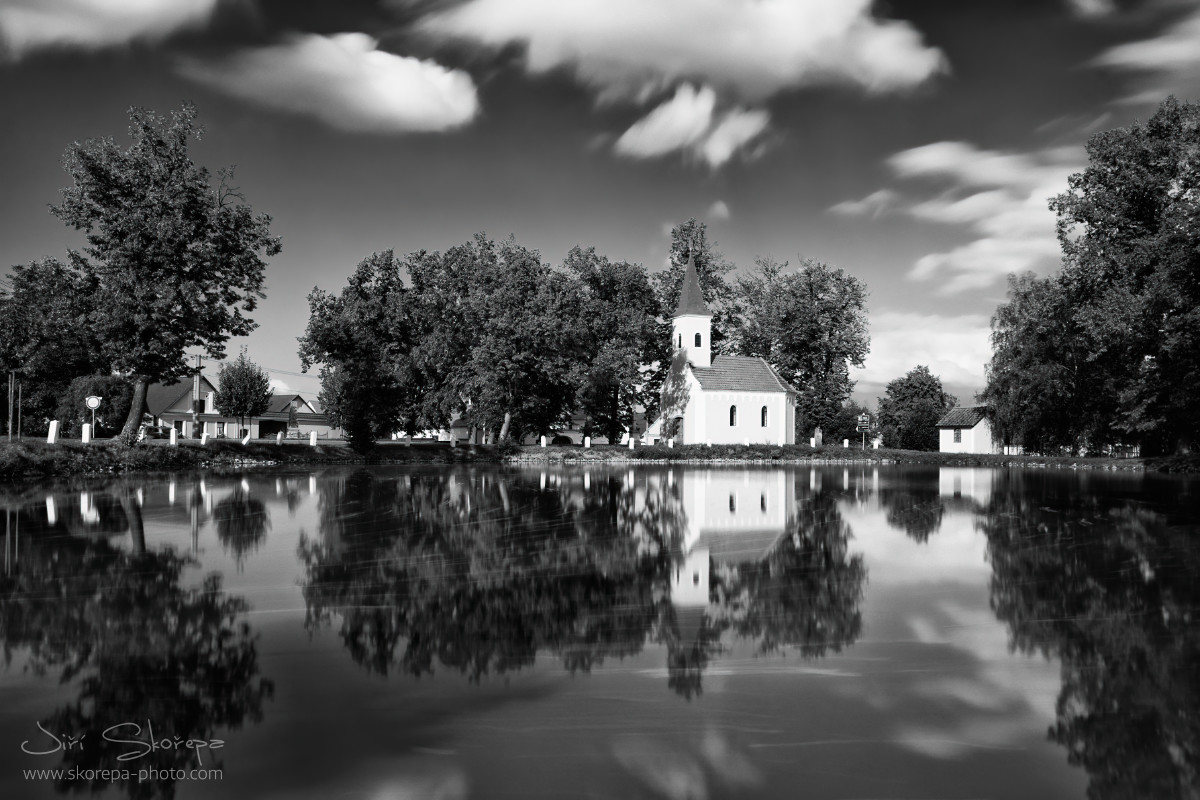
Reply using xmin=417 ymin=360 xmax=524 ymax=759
xmin=677 ymin=333 xmax=682 ymax=348
xmin=761 ymin=405 xmax=768 ymax=427
xmin=760 ymin=494 xmax=767 ymax=512
xmin=729 ymin=405 xmax=737 ymax=426
xmin=729 ymin=494 xmax=736 ymax=512
xmin=695 ymin=332 xmax=702 ymax=347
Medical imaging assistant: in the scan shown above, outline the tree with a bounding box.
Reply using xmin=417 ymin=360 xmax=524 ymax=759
xmin=986 ymin=97 xmax=1200 ymax=455
xmin=652 ymin=219 xmax=737 ymax=352
xmin=564 ymin=246 xmax=669 ymax=443
xmin=50 ymin=104 xmax=281 ymax=444
xmin=822 ymin=399 xmax=872 ymax=447
xmin=876 ymin=365 xmax=956 ymax=451
xmin=214 ymin=350 xmax=272 ymax=437
xmin=298 ymin=250 xmax=420 ymax=452
xmin=57 ymin=374 xmax=133 ymax=437
xmin=0 ymin=257 xmax=105 ymax=435
xmin=731 ymin=257 xmax=870 ymax=436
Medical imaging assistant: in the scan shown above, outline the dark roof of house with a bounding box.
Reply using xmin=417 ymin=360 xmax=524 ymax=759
xmin=691 ymin=356 xmax=798 ymax=393
xmin=673 ymin=253 xmax=712 ymax=318
xmin=266 ymin=394 xmax=309 ymax=414
xmin=936 ymin=405 xmax=990 ymax=428
xmin=145 ymin=377 xmax=216 ymax=417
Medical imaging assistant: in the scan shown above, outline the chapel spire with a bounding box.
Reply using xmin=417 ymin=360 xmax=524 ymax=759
xmin=673 ymin=251 xmax=712 ymax=318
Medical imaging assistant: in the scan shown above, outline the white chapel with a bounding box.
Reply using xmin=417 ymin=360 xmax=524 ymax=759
xmin=645 ymin=253 xmax=797 ymax=445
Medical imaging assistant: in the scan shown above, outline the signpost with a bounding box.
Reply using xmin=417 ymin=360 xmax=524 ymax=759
xmin=85 ymin=395 xmax=102 ymax=435
xmin=856 ymin=413 xmax=871 ymax=450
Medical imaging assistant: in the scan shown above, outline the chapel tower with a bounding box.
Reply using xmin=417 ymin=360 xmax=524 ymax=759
xmin=672 ymin=252 xmax=712 ymax=368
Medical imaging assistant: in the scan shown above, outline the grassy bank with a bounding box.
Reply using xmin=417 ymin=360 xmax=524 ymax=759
xmin=507 ymin=442 xmax=1167 ymax=471
xmin=0 ymin=438 xmax=495 ymax=482
xmin=3 ymin=438 xmax=1192 ymax=482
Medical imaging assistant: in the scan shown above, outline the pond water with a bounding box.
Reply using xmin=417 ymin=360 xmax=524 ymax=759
xmin=0 ymin=464 xmax=1197 ymax=799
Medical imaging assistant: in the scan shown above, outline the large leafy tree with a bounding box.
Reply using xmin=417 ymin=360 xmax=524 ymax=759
xmin=298 ymin=250 xmax=420 ymax=452
xmin=986 ymin=97 xmax=1200 ymax=455
xmin=564 ymin=245 xmax=668 ymax=443
xmin=731 ymin=257 xmax=870 ymax=436
xmin=409 ymin=234 xmax=583 ymax=441
xmin=57 ymin=374 xmax=133 ymax=437
xmin=0 ymin=257 xmax=104 ymax=435
xmin=876 ymin=365 xmax=957 ymax=451
xmin=214 ymin=349 xmax=273 ymax=436
xmin=50 ymin=104 xmax=281 ymax=444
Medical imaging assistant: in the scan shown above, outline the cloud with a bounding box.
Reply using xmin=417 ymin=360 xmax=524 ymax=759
xmin=835 ymin=142 xmax=1081 ymax=293
xmin=178 ymin=33 xmax=478 ymax=133
xmin=268 ymin=378 xmax=292 ymax=394
xmin=418 ymin=0 xmax=946 ymax=102
xmin=0 ymin=0 xmax=218 ymax=58
xmin=1090 ymin=6 xmax=1200 ymax=104
xmin=614 ymin=84 xmax=769 ymax=167
xmin=853 ymin=311 xmax=993 ymax=398
xmin=829 ymin=188 xmax=897 ymax=218
xmin=707 ymin=200 xmax=731 ymax=220
xmin=1066 ymin=0 xmax=1116 ymax=17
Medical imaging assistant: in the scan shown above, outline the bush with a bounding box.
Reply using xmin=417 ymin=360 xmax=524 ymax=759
xmin=56 ymin=375 xmax=134 ymax=437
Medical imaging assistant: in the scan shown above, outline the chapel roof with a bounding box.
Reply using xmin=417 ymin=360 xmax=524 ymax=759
xmin=935 ymin=405 xmax=990 ymax=428
xmin=690 ymin=356 xmax=798 ymax=394
xmin=673 ymin=252 xmax=712 ymax=318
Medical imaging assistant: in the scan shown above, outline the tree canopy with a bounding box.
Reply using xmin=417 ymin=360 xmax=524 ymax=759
xmin=50 ymin=104 xmax=281 ymax=442
xmin=985 ymin=97 xmax=1200 ymax=455
xmin=877 ymin=365 xmax=956 ymax=451
xmin=214 ymin=350 xmax=273 ymax=436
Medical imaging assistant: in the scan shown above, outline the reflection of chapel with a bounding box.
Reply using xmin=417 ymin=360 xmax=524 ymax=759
xmin=646 ymin=253 xmax=797 ymax=445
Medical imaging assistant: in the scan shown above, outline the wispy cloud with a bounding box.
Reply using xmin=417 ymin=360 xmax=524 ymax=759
xmin=1091 ymin=6 xmax=1200 ymax=103
xmin=178 ymin=33 xmax=479 ymax=134
xmin=614 ymin=84 xmax=769 ymax=168
xmin=853 ymin=310 xmax=993 ymax=399
xmin=707 ymin=200 xmax=731 ymax=220
xmin=833 ymin=142 xmax=1081 ymax=294
xmin=0 ymin=0 xmax=218 ymax=59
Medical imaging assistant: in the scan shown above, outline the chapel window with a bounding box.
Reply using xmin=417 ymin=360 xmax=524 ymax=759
xmin=729 ymin=405 xmax=737 ymax=426
xmin=695 ymin=333 xmax=702 ymax=347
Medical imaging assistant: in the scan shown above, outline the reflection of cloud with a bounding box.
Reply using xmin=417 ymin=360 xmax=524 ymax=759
xmin=833 ymin=142 xmax=1082 ymax=293
xmin=614 ymin=737 xmax=707 ymax=800
xmin=1092 ymin=7 xmax=1200 ymax=103
xmin=419 ymin=0 xmax=946 ymax=102
xmin=0 ymin=0 xmax=217 ymax=58
xmin=178 ymin=33 xmax=479 ymax=133
xmin=614 ymin=84 xmax=769 ymax=168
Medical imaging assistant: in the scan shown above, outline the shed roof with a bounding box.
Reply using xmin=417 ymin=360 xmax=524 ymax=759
xmin=936 ymin=405 xmax=989 ymax=428
xmin=673 ymin=253 xmax=712 ymax=318
xmin=691 ymin=356 xmax=797 ymax=393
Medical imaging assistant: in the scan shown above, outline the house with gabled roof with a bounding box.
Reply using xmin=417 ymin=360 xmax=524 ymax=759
xmin=936 ymin=405 xmax=999 ymax=454
xmin=645 ymin=253 xmax=798 ymax=445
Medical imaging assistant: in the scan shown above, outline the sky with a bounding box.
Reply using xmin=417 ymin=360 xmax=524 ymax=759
xmin=1 ymin=0 xmax=1198 ymax=406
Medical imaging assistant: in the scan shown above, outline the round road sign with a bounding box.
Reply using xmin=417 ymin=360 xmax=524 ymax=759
xmin=85 ymin=395 xmax=102 ymax=410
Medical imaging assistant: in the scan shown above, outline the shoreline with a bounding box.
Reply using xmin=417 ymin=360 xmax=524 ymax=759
xmin=3 ymin=438 xmax=1192 ymax=483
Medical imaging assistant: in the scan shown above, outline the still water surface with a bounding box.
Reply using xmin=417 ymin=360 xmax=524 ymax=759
xmin=0 ymin=464 xmax=1197 ymax=799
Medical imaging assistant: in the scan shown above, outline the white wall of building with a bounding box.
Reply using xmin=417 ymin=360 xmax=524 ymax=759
xmin=686 ymin=390 xmax=793 ymax=445
xmin=939 ymin=418 xmax=998 ymax=454
xmin=672 ymin=314 xmax=712 ymax=368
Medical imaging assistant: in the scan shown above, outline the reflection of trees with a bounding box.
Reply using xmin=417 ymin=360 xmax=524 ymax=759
xmin=878 ymin=468 xmax=945 ymax=542
xmin=980 ymin=472 xmax=1200 ymax=800
xmin=303 ymin=469 xmax=866 ymax=700
xmin=0 ymin=508 xmax=272 ymax=800
xmin=712 ymin=490 xmax=866 ymax=657
xmin=213 ymin=488 xmax=270 ymax=567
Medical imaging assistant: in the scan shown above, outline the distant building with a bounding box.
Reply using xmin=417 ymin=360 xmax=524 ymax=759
xmin=146 ymin=378 xmax=341 ymax=440
xmin=645 ymin=253 xmax=797 ymax=445
xmin=936 ymin=405 xmax=1000 ymax=454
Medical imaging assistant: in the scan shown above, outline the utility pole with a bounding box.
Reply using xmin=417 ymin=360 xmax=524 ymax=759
xmin=192 ymin=354 xmax=202 ymax=438
xmin=16 ymin=380 xmax=20 ymax=439
xmin=6 ymin=371 xmax=12 ymax=442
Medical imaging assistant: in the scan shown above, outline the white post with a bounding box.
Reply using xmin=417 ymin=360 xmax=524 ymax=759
xmin=873 ymin=441 xmax=879 ymax=450
xmin=170 ymin=428 xmax=178 ymax=446
xmin=668 ymin=439 xmax=674 ymax=448
xmin=82 ymin=423 xmax=92 ymax=444
xmin=809 ymin=436 xmax=815 ymax=448
xmin=201 ymin=431 xmax=209 ymax=445
xmin=276 ymin=431 xmax=283 ymax=444
xmin=628 ymin=438 xmax=635 ymax=450
xmin=241 ymin=433 xmax=251 ymax=445
xmin=584 ymin=436 xmax=591 ymax=449
xmin=843 ymin=439 xmax=849 ymax=448
xmin=540 ymin=435 xmax=547 ymax=448
xmin=46 ymin=420 xmax=58 ymax=444
xmin=309 ymin=431 xmax=317 ymax=447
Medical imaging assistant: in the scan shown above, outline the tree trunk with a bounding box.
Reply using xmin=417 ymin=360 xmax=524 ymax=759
xmin=498 ymin=411 xmax=512 ymax=441
xmin=120 ymin=492 xmax=146 ymax=557
xmin=119 ymin=376 xmax=148 ymax=445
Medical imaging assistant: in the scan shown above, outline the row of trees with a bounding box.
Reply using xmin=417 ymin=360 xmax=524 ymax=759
xmin=299 ymin=222 xmax=871 ymax=450
xmin=0 ymin=104 xmax=281 ymax=443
